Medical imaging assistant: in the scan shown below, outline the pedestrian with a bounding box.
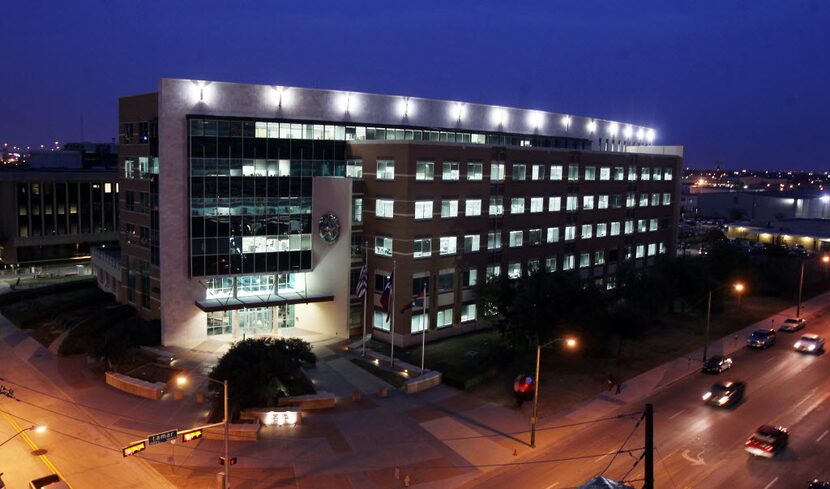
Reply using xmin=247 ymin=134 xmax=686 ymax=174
xmin=607 ymin=374 xmax=614 ymax=392
xmin=615 ymin=376 xmax=622 ymax=394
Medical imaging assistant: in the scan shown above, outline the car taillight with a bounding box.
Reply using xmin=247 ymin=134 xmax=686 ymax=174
xmin=763 ymin=444 xmax=773 ymax=451
xmin=745 ymin=440 xmax=751 ymax=446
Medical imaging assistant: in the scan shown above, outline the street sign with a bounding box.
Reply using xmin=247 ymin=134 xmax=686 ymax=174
xmin=148 ymin=430 xmax=178 ymax=445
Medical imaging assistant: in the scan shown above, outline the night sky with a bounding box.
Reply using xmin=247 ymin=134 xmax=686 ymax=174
xmin=2 ymin=0 xmax=828 ymax=171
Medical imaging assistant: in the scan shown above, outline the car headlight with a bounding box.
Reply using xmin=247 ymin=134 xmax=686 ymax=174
xmin=795 ymin=342 xmax=801 ymax=348
xmin=702 ymin=392 xmax=712 ymax=400
xmin=718 ymin=396 xmax=729 ymax=405
xmin=808 ymin=344 xmax=816 ymax=351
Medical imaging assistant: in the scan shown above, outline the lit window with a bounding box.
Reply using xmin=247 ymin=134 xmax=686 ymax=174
xmin=512 ymin=164 xmax=527 ymax=181
xmin=579 ymin=253 xmax=591 ymax=268
xmin=610 ymin=222 xmax=621 ymax=236
xmin=583 ymin=195 xmax=595 ymax=210
xmin=375 ymin=236 xmax=393 ymax=256
xmin=490 ymin=163 xmax=505 ymax=181
xmin=377 ymin=160 xmax=395 ymax=180
xmin=436 ymin=308 xmax=453 ymax=328
xmin=411 ymin=312 xmax=429 ymax=333
xmin=549 ymin=196 xmax=561 ymax=212
xmin=441 ymin=200 xmax=459 ymax=218
xmin=467 ymin=162 xmax=483 ymax=181
xmin=486 ymin=264 xmax=501 ymax=277
xmin=613 ymin=167 xmax=625 ymax=181
xmin=563 ymin=254 xmax=575 ymax=270
xmin=442 ymin=161 xmax=460 ymax=181
xmin=550 ymin=165 xmax=563 ymax=180
xmin=568 ymin=164 xmax=580 ymax=181
xmin=626 ymin=193 xmax=636 ymax=208
xmin=462 ymin=268 xmax=478 ymax=287
xmin=439 ymin=236 xmax=457 ymax=255
xmin=596 ymin=223 xmax=607 ymax=237
xmin=624 ymin=220 xmax=634 ymax=234
xmin=650 ymin=219 xmax=658 ymax=231
xmin=636 ymin=245 xmax=645 ymax=258
xmin=581 ymin=224 xmax=593 ymax=239
xmin=662 ymin=193 xmax=671 ymax=206
xmin=594 ymin=250 xmax=605 ymax=265
xmin=566 ymin=195 xmax=578 ymax=211
xmin=375 ymin=199 xmax=394 ymax=218
xmin=648 ymin=243 xmax=657 ymax=256
xmin=353 ymin=198 xmax=363 ymax=223
xmin=546 ymin=227 xmax=560 ymax=243
xmin=530 ymin=197 xmax=544 ymax=213
xmin=565 ymin=226 xmax=576 ymax=241
xmin=664 ymin=168 xmax=673 ymax=180
xmin=652 ymin=168 xmax=662 ymax=180
xmin=528 ymin=259 xmax=541 ymax=274
xmin=489 ymin=197 xmax=504 ymax=215
xmin=659 ymin=242 xmax=667 ymax=254
xmin=346 ymin=160 xmax=363 ymax=178
xmin=511 ymin=198 xmax=525 ymax=214
xmin=413 ymin=238 xmax=431 ymax=258
xmin=651 ymin=193 xmax=660 ymax=206
xmin=509 ymin=230 xmax=523 ymax=247
xmin=529 ymin=229 xmax=542 ymax=245
xmin=599 ymin=167 xmax=611 ymax=181
xmin=414 ymin=201 xmax=433 ymax=220
xmin=627 ymin=166 xmax=637 ymax=181
xmin=465 ymin=199 xmax=481 ymax=216
xmin=373 ymin=309 xmax=390 ymax=331
xmin=416 ymin=161 xmax=434 ymax=181
xmin=464 ymin=234 xmax=480 ymax=253
xmin=584 ymin=166 xmax=596 ymax=181
xmin=460 ymin=303 xmax=476 ymax=322
xmin=640 ymin=167 xmax=650 ymax=181
xmin=487 ymin=231 xmax=501 ymax=250
xmin=508 ymin=262 xmax=522 ymax=279
xmin=638 ymin=219 xmax=648 ymax=232
xmin=639 ymin=194 xmax=650 ymax=207
xmin=531 ymin=164 xmax=545 ymax=180
xmin=546 ymin=257 xmax=557 ymax=272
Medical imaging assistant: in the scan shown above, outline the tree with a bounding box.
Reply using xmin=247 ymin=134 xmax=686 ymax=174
xmin=208 ymin=337 xmax=316 ymax=420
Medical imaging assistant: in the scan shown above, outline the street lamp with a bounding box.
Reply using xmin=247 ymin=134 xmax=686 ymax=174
xmin=703 ymin=281 xmax=746 ymax=363
xmin=177 ymin=374 xmax=230 ymax=489
xmin=530 ymin=336 xmax=578 ymax=448
xmin=0 ymin=425 xmax=46 ymax=447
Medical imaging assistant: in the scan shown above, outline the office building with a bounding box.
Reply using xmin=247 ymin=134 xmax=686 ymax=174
xmin=114 ymin=78 xmax=682 ymax=348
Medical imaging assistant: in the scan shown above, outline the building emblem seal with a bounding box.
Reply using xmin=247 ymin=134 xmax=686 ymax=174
xmin=318 ymin=212 xmax=341 ymax=244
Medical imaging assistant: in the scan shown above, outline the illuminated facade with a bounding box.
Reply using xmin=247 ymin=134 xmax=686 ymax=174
xmin=117 ymin=78 xmax=682 ymax=348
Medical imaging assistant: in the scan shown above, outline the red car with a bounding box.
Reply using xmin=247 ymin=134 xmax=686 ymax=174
xmin=745 ymin=425 xmax=788 ymax=458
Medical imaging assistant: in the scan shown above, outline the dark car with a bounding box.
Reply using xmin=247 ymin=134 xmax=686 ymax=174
xmin=745 ymin=425 xmax=788 ymax=458
xmin=747 ymin=328 xmax=776 ymax=349
xmin=702 ymin=380 xmax=745 ymax=407
xmin=808 ymin=481 xmax=830 ymax=489
xmin=702 ymin=355 xmax=733 ymax=374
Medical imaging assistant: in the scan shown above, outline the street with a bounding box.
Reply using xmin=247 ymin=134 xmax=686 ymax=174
xmin=465 ymin=304 xmax=830 ymax=488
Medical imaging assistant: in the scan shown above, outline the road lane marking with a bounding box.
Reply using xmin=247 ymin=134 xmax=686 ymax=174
xmin=594 ymin=454 xmax=608 ymax=462
xmin=681 ymin=449 xmax=706 ymax=466
xmin=544 ymin=483 xmax=560 ymax=489
xmin=764 ymin=356 xmax=777 ymax=363
xmin=669 ymin=409 xmax=686 ymax=420
xmin=764 ymin=476 xmax=778 ymax=489
xmin=818 ymin=430 xmax=829 ymax=442
xmin=1 ymin=411 xmax=74 ymax=489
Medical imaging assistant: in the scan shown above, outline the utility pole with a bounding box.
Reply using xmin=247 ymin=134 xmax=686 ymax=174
xmin=796 ymin=258 xmax=805 ymax=318
xmin=703 ymin=290 xmax=712 ymax=363
xmin=644 ymin=403 xmax=654 ymax=489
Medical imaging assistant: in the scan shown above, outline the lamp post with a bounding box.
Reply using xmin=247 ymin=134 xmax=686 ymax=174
xmin=703 ymin=282 xmax=745 ymax=363
xmin=0 ymin=425 xmax=46 ymax=448
xmin=178 ymin=375 xmax=230 ymax=488
xmin=530 ymin=337 xmax=577 ymax=448
xmin=796 ymin=257 xmax=805 ymax=319
xmin=821 ymin=254 xmax=829 ymax=281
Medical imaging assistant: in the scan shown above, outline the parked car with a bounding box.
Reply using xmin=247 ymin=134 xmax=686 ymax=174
xmin=702 ymin=355 xmax=733 ymax=374
xmin=747 ymin=328 xmax=777 ymax=349
xmin=808 ymin=481 xmax=830 ymax=489
xmin=745 ymin=425 xmax=789 ymax=458
xmin=702 ymin=380 xmax=745 ymax=407
xmin=29 ymin=474 xmax=69 ymax=489
xmin=794 ymin=334 xmax=825 ymax=354
xmin=780 ymin=317 xmax=807 ymax=332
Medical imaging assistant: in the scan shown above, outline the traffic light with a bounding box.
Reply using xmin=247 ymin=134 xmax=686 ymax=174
xmin=180 ymin=428 xmax=203 ymax=443
xmin=122 ymin=441 xmax=146 ymax=457
xmin=217 ymin=456 xmax=238 ymax=466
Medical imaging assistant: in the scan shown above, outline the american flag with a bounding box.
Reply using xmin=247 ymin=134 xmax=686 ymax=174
xmin=355 ymin=263 xmax=367 ymax=298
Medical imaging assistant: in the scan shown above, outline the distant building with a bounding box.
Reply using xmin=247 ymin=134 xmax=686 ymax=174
xmin=686 ymin=189 xmax=830 ymax=225
xmin=29 ymin=142 xmax=118 ymax=169
xmin=109 ymin=78 xmax=682 ymax=348
xmin=0 ymin=167 xmax=119 ymax=265
xmin=727 ymin=218 xmax=830 ymax=253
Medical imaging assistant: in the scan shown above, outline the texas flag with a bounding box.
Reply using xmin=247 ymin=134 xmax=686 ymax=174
xmin=400 ymin=285 xmax=427 ymax=313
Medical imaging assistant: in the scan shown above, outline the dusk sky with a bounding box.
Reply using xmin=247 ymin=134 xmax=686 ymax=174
xmin=2 ymin=1 xmax=828 ymax=171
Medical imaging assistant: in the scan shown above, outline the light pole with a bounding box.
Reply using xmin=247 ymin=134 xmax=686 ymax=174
xmin=0 ymin=425 xmax=46 ymax=447
xmin=703 ymin=281 xmax=745 ymax=363
xmin=178 ymin=375 xmax=230 ymax=489
xmin=796 ymin=257 xmax=805 ymax=318
xmin=530 ymin=336 xmax=577 ymax=448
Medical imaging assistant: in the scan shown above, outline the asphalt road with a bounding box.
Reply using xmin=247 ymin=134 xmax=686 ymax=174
xmin=467 ymin=304 xmax=830 ymax=489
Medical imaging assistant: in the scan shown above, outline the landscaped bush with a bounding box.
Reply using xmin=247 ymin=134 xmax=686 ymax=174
xmin=0 ymin=278 xmax=96 ymax=307
xmin=0 ymin=286 xmax=107 ymax=327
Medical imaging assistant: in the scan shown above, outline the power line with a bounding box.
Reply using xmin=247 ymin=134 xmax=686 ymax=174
xmin=600 ymin=410 xmax=645 ymax=476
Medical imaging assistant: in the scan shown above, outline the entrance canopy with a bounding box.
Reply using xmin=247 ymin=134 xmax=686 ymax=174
xmin=195 ymin=291 xmax=334 ymax=312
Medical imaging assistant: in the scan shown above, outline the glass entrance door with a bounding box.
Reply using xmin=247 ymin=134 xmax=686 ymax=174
xmin=238 ymin=307 xmax=272 ymax=336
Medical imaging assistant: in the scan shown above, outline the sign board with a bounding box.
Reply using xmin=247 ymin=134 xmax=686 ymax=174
xmin=148 ymin=430 xmax=178 ymax=445
xmin=122 ymin=441 xmax=146 ymax=457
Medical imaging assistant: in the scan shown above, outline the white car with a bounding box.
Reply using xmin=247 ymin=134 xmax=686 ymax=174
xmin=794 ymin=334 xmax=825 ymax=354
xmin=780 ymin=317 xmax=806 ymax=332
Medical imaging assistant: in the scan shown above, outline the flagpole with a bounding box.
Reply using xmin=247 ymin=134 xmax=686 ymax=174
xmin=390 ymin=260 xmax=396 ymax=367
xmin=362 ymin=240 xmax=368 ymax=357
xmin=420 ymin=282 xmax=427 ymax=375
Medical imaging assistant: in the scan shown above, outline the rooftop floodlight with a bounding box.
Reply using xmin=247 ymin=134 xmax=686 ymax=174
xmin=820 ymin=195 xmax=830 ymax=203
xmin=274 ymin=86 xmax=291 ymax=108
xmin=623 ymin=125 xmax=633 ymax=139
xmin=528 ymin=111 xmax=544 ymax=129
xmin=397 ymin=97 xmax=411 ymax=118
xmin=607 ymin=122 xmax=618 ymax=136
xmin=561 ymin=115 xmax=571 ymax=129
xmin=337 ymin=92 xmax=354 ymax=113
xmin=587 ymin=120 xmax=597 ymax=133
xmin=636 ymin=127 xmax=645 ymax=140
xmin=646 ymin=128 xmax=656 ymax=143
xmin=491 ymin=107 xmax=508 ymax=126
xmin=192 ymin=80 xmax=208 ymax=103
xmin=450 ymin=102 xmax=465 ymax=122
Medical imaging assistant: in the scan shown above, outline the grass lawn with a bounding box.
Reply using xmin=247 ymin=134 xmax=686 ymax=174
xmin=2 ymin=274 xmax=91 ymax=288
xmin=350 ymin=358 xmax=407 ymax=388
xmin=366 ymin=294 xmax=806 ymax=417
